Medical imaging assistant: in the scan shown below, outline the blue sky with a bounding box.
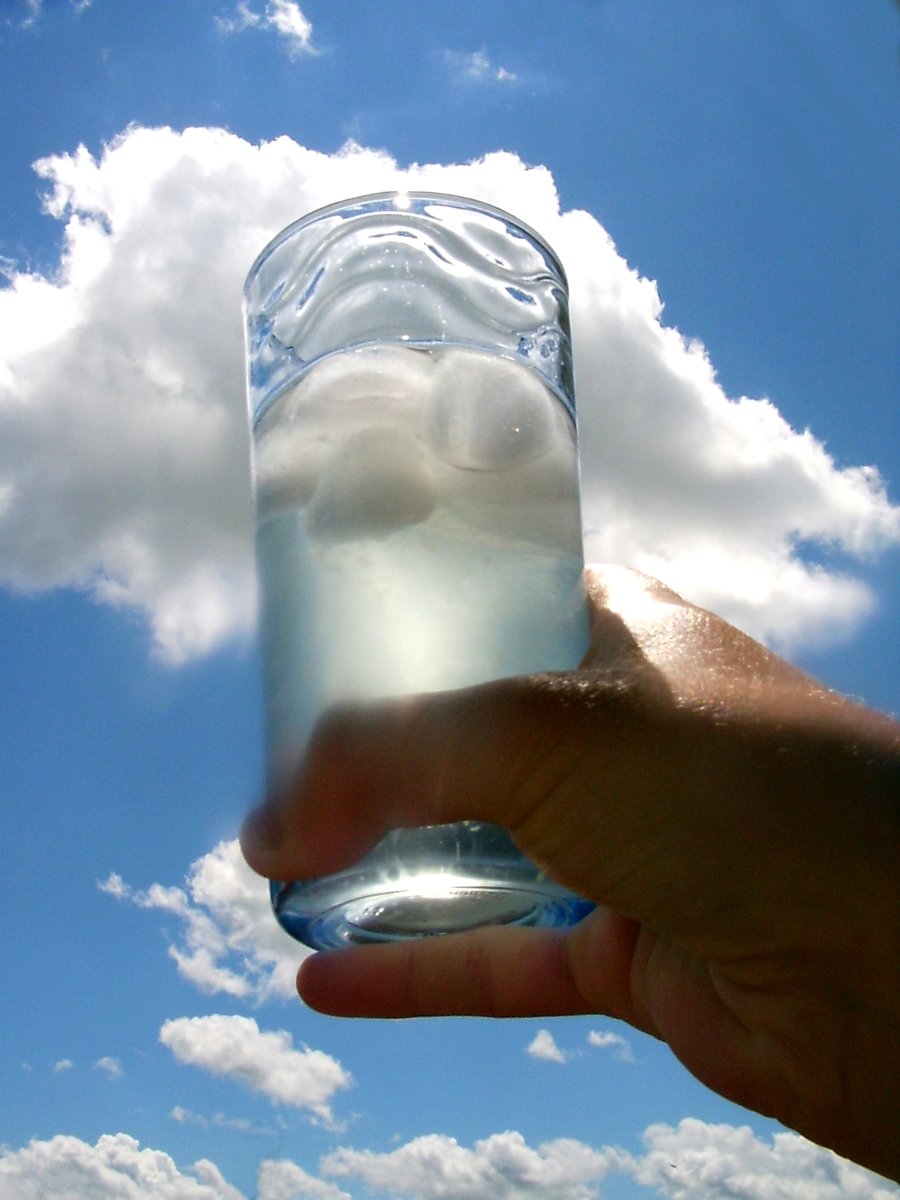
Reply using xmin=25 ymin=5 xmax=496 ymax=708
xmin=0 ymin=2 xmax=898 ymax=1198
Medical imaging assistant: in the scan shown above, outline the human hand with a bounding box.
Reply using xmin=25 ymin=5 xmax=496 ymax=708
xmin=241 ymin=565 xmax=899 ymax=1179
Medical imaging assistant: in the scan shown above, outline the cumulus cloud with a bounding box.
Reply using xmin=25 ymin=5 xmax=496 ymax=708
xmin=99 ymin=838 xmax=302 ymax=1000
xmin=628 ymin=1119 xmax=900 ymax=1199
xmin=0 ymin=1132 xmax=245 ymax=1200
xmin=52 ymin=1058 xmax=73 ymax=1073
xmin=587 ymin=1028 xmax=635 ymax=1063
xmin=256 ymin=1159 xmax=351 ymax=1200
xmin=322 ymin=1131 xmax=623 ymax=1200
xmin=217 ymin=1 xmax=316 ymax=56
xmin=318 ymin=1124 xmax=900 ymax=1199
xmin=1 ymin=1122 xmax=896 ymax=1200
xmin=526 ymin=1028 xmax=572 ymax=1064
xmin=0 ymin=126 xmax=896 ymax=662
xmin=159 ymin=1014 xmax=352 ymax=1126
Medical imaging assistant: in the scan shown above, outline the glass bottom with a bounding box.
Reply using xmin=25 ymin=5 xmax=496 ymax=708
xmin=271 ymin=823 xmax=594 ymax=950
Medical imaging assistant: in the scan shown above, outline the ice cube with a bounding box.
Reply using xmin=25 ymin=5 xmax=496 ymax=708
xmin=427 ymin=347 xmax=559 ymax=471
xmin=438 ymin=440 xmax=582 ymax=551
xmin=254 ymin=416 xmax=324 ymax=514
xmin=277 ymin=343 xmax=435 ymax=434
xmin=254 ymin=345 xmax=436 ymax=517
xmin=307 ymin=426 xmax=437 ymax=542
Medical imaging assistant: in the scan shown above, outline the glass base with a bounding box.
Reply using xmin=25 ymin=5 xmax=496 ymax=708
xmin=270 ymin=824 xmax=594 ymax=950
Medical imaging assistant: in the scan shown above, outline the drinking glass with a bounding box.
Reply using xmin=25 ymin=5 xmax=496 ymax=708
xmin=244 ymin=192 xmax=594 ymax=950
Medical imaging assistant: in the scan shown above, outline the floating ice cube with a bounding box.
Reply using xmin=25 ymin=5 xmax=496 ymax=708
xmin=254 ymin=414 xmax=323 ymax=515
xmin=436 ymin=441 xmax=583 ymax=552
xmin=307 ymin=426 xmax=437 ymax=542
xmin=427 ymin=347 xmax=560 ymax=471
xmin=254 ymin=345 xmax=436 ymax=517
xmin=277 ymin=343 xmax=435 ymax=433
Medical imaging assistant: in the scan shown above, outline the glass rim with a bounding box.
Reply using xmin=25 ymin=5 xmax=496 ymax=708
xmin=244 ymin=190 xmax=569 ymax=295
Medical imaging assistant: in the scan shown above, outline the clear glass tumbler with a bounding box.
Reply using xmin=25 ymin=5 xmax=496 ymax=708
xmin=243 ymin=192 xmax=594 ymax=950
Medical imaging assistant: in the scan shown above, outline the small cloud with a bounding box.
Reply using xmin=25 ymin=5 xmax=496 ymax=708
xmin=588 ymin=1029 xmax=635 ymax=1063
xmin=7 ymin=0 xmax=92 ymax=27
xmin=170 ymin=1103 xmax=280 ymax=1136
xmin=53 ymin=1058 xmax=74 ymax=1073
xmin=99 ymin=841 xmax=302 ymax=1002
xmin=7 ymin=0 xmax=42 ymax=28
xmin=444 ymin=48 xmax=518 ymax=85
xmin=265 ymin=0 xmax=315 ymax=54
xmin=215 ymin=1 xmax=261 ymax=33
xmin=93 ymin=1056 xmax=124 ymax=1080
xmin=217 ymin=0 xmax=316 ymax=57
xmin=526 ymin=1029 xmax=572 ymax=1064
xmin=97 ymin=871 xmax=129 ymax=899
xmin=160 ymin=1014 xmax=353 ymax=1127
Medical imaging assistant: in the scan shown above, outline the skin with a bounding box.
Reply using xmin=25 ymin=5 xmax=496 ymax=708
xmin=241 ymin=565 xmax=900 ymax=1181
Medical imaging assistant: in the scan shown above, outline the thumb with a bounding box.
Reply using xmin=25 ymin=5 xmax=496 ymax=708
xmin=239 ymin=674 xmax=596 ymax=882
xmin=239 ymin=656 xmax=687 ymax=918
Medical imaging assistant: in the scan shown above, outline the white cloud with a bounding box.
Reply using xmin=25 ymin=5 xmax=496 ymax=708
xmin=217 ymin=1 xmax=316 ymax=56
xmin=215 ymin=1 xmax=260 ymax=33
xmin=159 ymin=1014 xmax=353 ymax=1126
xmin=526 ymin=1028 xmax=572 ymax=1064
xmin=170 ymin=1104 xmax=281 ymax=1137
xmin=93 ymin=1055 xmax=124 ymax=1080
xmin=0 ymin=1133 xmax=245 ymax=1200
xmin=322 ymin=1132 xmax=623 ymax=1200
xmin=0 ymin=126 xmax=896 ymax=662
xmin=551 ymin=208 xmax=898 ymax=649
xmin=99 ymin=839 xmax=302 ymax=1001
xmin=257 ymin=1159 xmax=351 ymax=1200
xmin=6 ymin=0 xmax=92 ymax=27
xmin=627 ymin=1119 xmax=900 ymax=1199
xmin=265 ymin=0 xmax=315 ymax=54
xmin=320 ymin=1124 xmax=900 ymax=1199
xmin=587 ymin=1028 xmax=635 ymax=1063
xmin=52 ymin=1058 xmax=73 ymax=1073
xmin=445 ymin=49 xmax=518 ymax=84
xmin=1 ymin=1123 xmax=895 ymax=1200
xmin=6 ymin=0 xmax=42 ymax=28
